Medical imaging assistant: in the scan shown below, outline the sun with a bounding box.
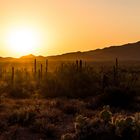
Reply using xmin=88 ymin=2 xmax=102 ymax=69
xmin=6 ymin=26 xmax=41 ymax=56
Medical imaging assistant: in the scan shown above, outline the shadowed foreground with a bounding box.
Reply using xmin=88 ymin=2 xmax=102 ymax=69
xmin=0 ymin=59 xmax=140 ymax=139
xmin=0 ymin=98 xmax=140 ymax=140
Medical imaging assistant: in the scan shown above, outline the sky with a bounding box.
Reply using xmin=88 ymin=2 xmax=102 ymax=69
xmin=0 ymin=0 xmax=140 ymax=57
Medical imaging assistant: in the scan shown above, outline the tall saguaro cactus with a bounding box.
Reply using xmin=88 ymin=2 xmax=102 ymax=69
xmin=34 ymin=59 xmax=37 ymax=74
xmin=79 ymin=60 xmax=83 ymax=71
xmin=0 ymin=67 xmax=2 ymax=79
xmin=115 ymin=58 xmax=118 ymax=78
xmin=113 ymin=58 xmax=119 ymax=86
xmin=76 ymin=60 xmax=83 ymax=71
xmin=38 ymin=69 xmax=41 ymax=81
xmin=40 ymin=64 xmax=43 ymax=79
xmin=116 ymin=58 xmax=118 ymax=70
xmin=11 ymin=67 xmax=14 ymax=84
xmin=46 ymin=59 xmax=48 ymax=73
xmin=76 ymin=60 xmax=79 ymax=71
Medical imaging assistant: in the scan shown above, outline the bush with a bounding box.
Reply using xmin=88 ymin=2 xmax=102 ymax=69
xmin=41 ymin=63 xmax=100 ymax=98
xmin=31 ymin=118 xmax=57 ymax=139
xmin=9 ymin=86 xmax=31 ymax=99
xmin=101 ymin=86 xmax=136 ymax=108
xmin=100 ymin=105 xmax=112 ymax=123
xmin=8 ymin=107 xmax=36 ymax=126
xmin=74 ymin=114 xmax=115 ymax=140
xmin=61 ymin=108 xmax=140 ymax=140
xmin=61 ymin=133 xmax=76 ymax=140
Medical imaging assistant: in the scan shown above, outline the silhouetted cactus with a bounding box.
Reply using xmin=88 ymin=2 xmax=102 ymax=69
xmin=76 ymin=60 xmax=78 ymax=71
xmin=40 ymin=64 xmax=43 ymax=79
xmin=11 ymin=67 xmax=14 ymax=84
xmin=113 ymin=58 xmax=119 ymax=86
xmin=116 ymin=58 xmax=118 ymax=70
xmin=46 ymin=59 xmax=48 ymax=73
xmin=79 ymin=60 xmax=83 ymax=71
xmin=0 ymin=67 xmax=2 ymax=78
xmin=38 ymin=69 xmax=41 ymax=80
xmin=34 ymin=59 xmax=37 ymax=74
xmin=76 ymin=60 xmax=83 ymax=71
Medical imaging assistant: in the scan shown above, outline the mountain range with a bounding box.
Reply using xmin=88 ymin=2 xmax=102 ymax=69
xmin=1 ymin=41 xmax=140 ymax=61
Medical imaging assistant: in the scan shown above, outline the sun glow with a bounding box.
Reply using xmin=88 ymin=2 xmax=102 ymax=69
xmin=6 ymin=26 xmax=42 ymax=56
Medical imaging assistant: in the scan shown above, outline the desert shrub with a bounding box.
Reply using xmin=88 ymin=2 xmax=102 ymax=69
xmin=41 ymin=73 xmax=64 ymax=97
xmin=101 ymin=86 xmax=136 ymax=108
xmin=99 ymin=105 xmax=112 ymax=123
xmin=8 ymin=107 xmax=36 ymax=126
xmin=56 ymin=63 xmax=101 ymax=97
xmin=74 ymin=114 xmax=116 ymax=140
xmin=40 ymin=108 xmax=64 ymax=124
xmin=61 ymin=106 xmax=140 ymax=140
xmin=31 ymin=118 xmax=58 ymax=139
xmin=134 ymin=112 xmax=140 ymax=123
xmin=41 ymin=63 xmax=101 ymax=98
xmin=0 ymin=81 xmax=8 ymax=95
xmin=9 ymin=86 xmax=31 ymax=99
xmin=61 ymin=133 xmax=76 ymax=140
xmin=31 ymin=91 xmax=42 ymax=99
xmin=0 ymin=120 xmax=7 ymax=133
xmin=61 ymin=104 xmax=79 ymax=115
xmin=59 ymin=100 xmax=81 ymax=115
xmin=85 ymin=96 xmax=103 ymax=110
xmin=115 ymin=116 xmax=136 ymax=139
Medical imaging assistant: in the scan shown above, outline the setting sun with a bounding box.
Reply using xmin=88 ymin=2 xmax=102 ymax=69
xmin=6 ymin=26 xmax=41 ymax=56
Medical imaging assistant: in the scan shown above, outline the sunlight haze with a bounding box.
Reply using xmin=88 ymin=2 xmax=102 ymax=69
xmin=0 ymin=0 xmax=140 ymax=57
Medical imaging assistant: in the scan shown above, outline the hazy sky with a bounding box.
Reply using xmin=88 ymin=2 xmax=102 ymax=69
xmin=0 ymin=0 xmax=140 ymax=57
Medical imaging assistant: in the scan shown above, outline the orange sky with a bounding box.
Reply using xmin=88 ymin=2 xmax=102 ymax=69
xmin=0 ymin=0 xmax=140 ymax=57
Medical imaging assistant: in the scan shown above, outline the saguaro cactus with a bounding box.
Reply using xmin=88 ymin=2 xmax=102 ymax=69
xmin=116 ymin=58 xmax=118 ymax=70
xmin=34 ymin=59 xmax=37 ymax=74
xmin=46 ymin=59 xmax=48 ymax=73
xmin=40 ymin=64 xmax=43 ymax=79
xmin=11 ymin=67 xmax=14 ymax=84
xmin=79 ymin=60 xmax=83 ymax=70
xmin=115 ymin=58 xmax=118 ymax=78
xmin=76 ymin=60 xmax=78 ymax=71
xmin=113 ymin=58 xmax=119 ymax=85
xmin=0 ymin=67 xmax=2 ymax=78
xmin=38 ymin=69 xmax=41 ymax=80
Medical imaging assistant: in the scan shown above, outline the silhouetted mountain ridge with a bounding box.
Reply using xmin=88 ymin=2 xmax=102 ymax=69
xmin=0 ymin=41 xmax=140 ymax=61
xmin=20 ymin=54 xmax=36 ymax=59
xmin=47 ymin=41 xmax=140 ymax=60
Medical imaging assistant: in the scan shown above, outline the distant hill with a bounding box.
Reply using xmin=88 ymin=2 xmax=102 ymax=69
xmin=20 ymin=54 xmax=36 ymax=59
xmin=47 ymin=41 xmax=140 ymax=61
xmin=1 ymin=41 xmax=140 ymax=61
